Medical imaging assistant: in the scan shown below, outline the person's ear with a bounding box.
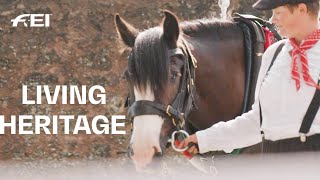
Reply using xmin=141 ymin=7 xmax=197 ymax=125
xmin=297 ymin=3 xmax=307 ymax=15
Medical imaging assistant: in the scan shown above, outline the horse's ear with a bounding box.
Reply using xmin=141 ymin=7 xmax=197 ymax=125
xmin=162 ymin=10 xmax=180 ymax=47
xmin=114 ymin=14 xmax=139 ymax=47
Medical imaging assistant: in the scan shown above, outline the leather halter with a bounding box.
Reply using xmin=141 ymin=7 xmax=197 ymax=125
xmin=127 ymin=40 xmax=197 ymax=130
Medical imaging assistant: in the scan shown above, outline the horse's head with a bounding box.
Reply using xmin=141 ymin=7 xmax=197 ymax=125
xmin=115 ymin=10 xmax=190 ymax=169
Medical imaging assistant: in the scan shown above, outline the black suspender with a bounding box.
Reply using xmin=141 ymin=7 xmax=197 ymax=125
xmin=259 ymin=42 xmax=320 ymax=142
xmin=299 ymin=77 xmax=320 ymax=142
xmin=259 ymin=42 xmax=285 ymax=126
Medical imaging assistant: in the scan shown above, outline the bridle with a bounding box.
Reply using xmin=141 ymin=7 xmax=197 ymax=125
xmin=126 ymin=39 xmax=198 ymax=155
xmin=127 ymin=39 xmax=197 ymax=130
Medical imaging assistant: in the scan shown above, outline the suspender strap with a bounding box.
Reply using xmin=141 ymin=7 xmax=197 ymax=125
xmin=259 ymin=42 xmax=285 ymax=126
xmin=267 ymin=43 xmax=285 ymax=74
xmin=299 ymin=76 xmax=320 ymax=134
xmin=259 ymin=42 xmax=320 ymax=142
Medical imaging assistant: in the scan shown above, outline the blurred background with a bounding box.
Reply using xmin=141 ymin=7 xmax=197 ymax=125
xmin=0 ymin=0 xmax=272 ymax=162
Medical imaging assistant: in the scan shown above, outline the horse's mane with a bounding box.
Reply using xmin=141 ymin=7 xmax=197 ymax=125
xmin=181 ymin=18 xmax=238 ymax=37
xmin=130 ymin=18 xmax=238 ymax=97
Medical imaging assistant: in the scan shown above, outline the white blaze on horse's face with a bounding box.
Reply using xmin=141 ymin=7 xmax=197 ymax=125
xmin=130 ymin=84 xmax=164 ymax=169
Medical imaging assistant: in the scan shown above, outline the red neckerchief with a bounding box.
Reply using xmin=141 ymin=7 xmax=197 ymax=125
xmin=289 ymin=29 xmax=320 ymax=91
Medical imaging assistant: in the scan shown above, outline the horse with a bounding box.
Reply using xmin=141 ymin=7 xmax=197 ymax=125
xmin=115 ymin=10 xmax=263 ymax=170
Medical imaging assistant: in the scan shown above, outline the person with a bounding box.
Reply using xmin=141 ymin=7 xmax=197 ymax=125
xmin=178 ymin=0 xmax=320 ymax=154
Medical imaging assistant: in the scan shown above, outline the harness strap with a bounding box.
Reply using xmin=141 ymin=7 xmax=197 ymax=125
xmin=233 ymin=13 xmax=282 ymax=42
xmin=181 ymin=38 xmax=198 ymax=112
xmin=236 ymin=21 xmax=254 ymax=114
xmin=264 ymin=21 xmax=282 ymax=42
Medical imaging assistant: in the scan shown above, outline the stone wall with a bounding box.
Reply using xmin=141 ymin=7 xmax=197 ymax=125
xmin=0 ymin=0 xmax=272 ymax=160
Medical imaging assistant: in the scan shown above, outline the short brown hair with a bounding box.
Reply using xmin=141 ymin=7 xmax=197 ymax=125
xmin=286 ymin=1 xmax=319 ymax=18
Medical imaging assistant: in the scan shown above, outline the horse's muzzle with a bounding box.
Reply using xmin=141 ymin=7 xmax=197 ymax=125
xmin=127 ymin=143 xmax=164 ymax=159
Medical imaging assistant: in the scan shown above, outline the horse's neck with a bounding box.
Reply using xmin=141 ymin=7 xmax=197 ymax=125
xmin=182 ymin=27 xmax=246 ymax=130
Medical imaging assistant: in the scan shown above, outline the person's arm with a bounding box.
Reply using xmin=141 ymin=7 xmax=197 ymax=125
xmin=179 ymin=40 xmax=287 ymax=154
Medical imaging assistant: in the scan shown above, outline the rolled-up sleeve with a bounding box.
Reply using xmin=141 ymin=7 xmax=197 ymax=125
xmin=196 ymin=103 xmax=262 ymax=153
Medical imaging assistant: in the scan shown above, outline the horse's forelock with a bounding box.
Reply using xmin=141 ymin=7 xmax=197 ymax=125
xmin=131 ymin=27 xmax=169 ymax=97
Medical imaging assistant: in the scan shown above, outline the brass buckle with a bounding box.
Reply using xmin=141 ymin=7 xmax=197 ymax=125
xmin=166 ymin=105 xmax=172 ymax=116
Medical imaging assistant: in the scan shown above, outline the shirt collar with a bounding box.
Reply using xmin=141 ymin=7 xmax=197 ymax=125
xmin=282 ymin=38 xmax=320 ymax=52
xmin=282 ymin=39 xmax=293 ymax=52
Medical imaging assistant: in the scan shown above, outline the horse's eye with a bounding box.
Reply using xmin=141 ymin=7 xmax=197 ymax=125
xmin=170 ymin=72 xmax=181 ymax=81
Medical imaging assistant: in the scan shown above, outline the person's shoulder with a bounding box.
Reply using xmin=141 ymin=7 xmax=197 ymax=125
xmin=264 ymin=39 xmax=287 ymax=56
xmin=260 ymin=39 xmax=287 ymax=69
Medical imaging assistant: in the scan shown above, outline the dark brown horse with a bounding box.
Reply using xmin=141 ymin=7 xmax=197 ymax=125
xmin=115 ymin=10 xmax=257 ymax=169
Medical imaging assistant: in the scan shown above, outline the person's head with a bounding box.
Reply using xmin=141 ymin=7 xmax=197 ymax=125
xmin=253 ymin=0 xmax=319 ymax=38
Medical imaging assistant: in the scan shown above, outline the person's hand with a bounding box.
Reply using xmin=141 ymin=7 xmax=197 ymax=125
xmin=177 ymin=134 xmax=199 ymax=154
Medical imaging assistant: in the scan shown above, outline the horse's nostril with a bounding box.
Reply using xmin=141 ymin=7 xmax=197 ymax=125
xmin=153 ymin=146 xmax=164 ymax=157
xmin=154 ymin=152 xmax=163 ymax=157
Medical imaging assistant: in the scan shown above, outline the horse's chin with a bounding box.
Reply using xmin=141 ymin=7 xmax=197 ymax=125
xmin=131 ymin=147 xmax=158 ymax=171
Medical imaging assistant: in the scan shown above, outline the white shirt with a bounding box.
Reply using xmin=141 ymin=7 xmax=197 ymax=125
xmin=196 ymin=39 xmax=320 ymax=154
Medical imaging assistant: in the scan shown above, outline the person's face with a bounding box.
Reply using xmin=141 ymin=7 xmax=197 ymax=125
xmin=270 ymin=5 xmax=301 ymax=38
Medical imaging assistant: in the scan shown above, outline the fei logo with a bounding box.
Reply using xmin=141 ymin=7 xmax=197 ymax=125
xmin=11 ymin=14 xmax=52 ymax=27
